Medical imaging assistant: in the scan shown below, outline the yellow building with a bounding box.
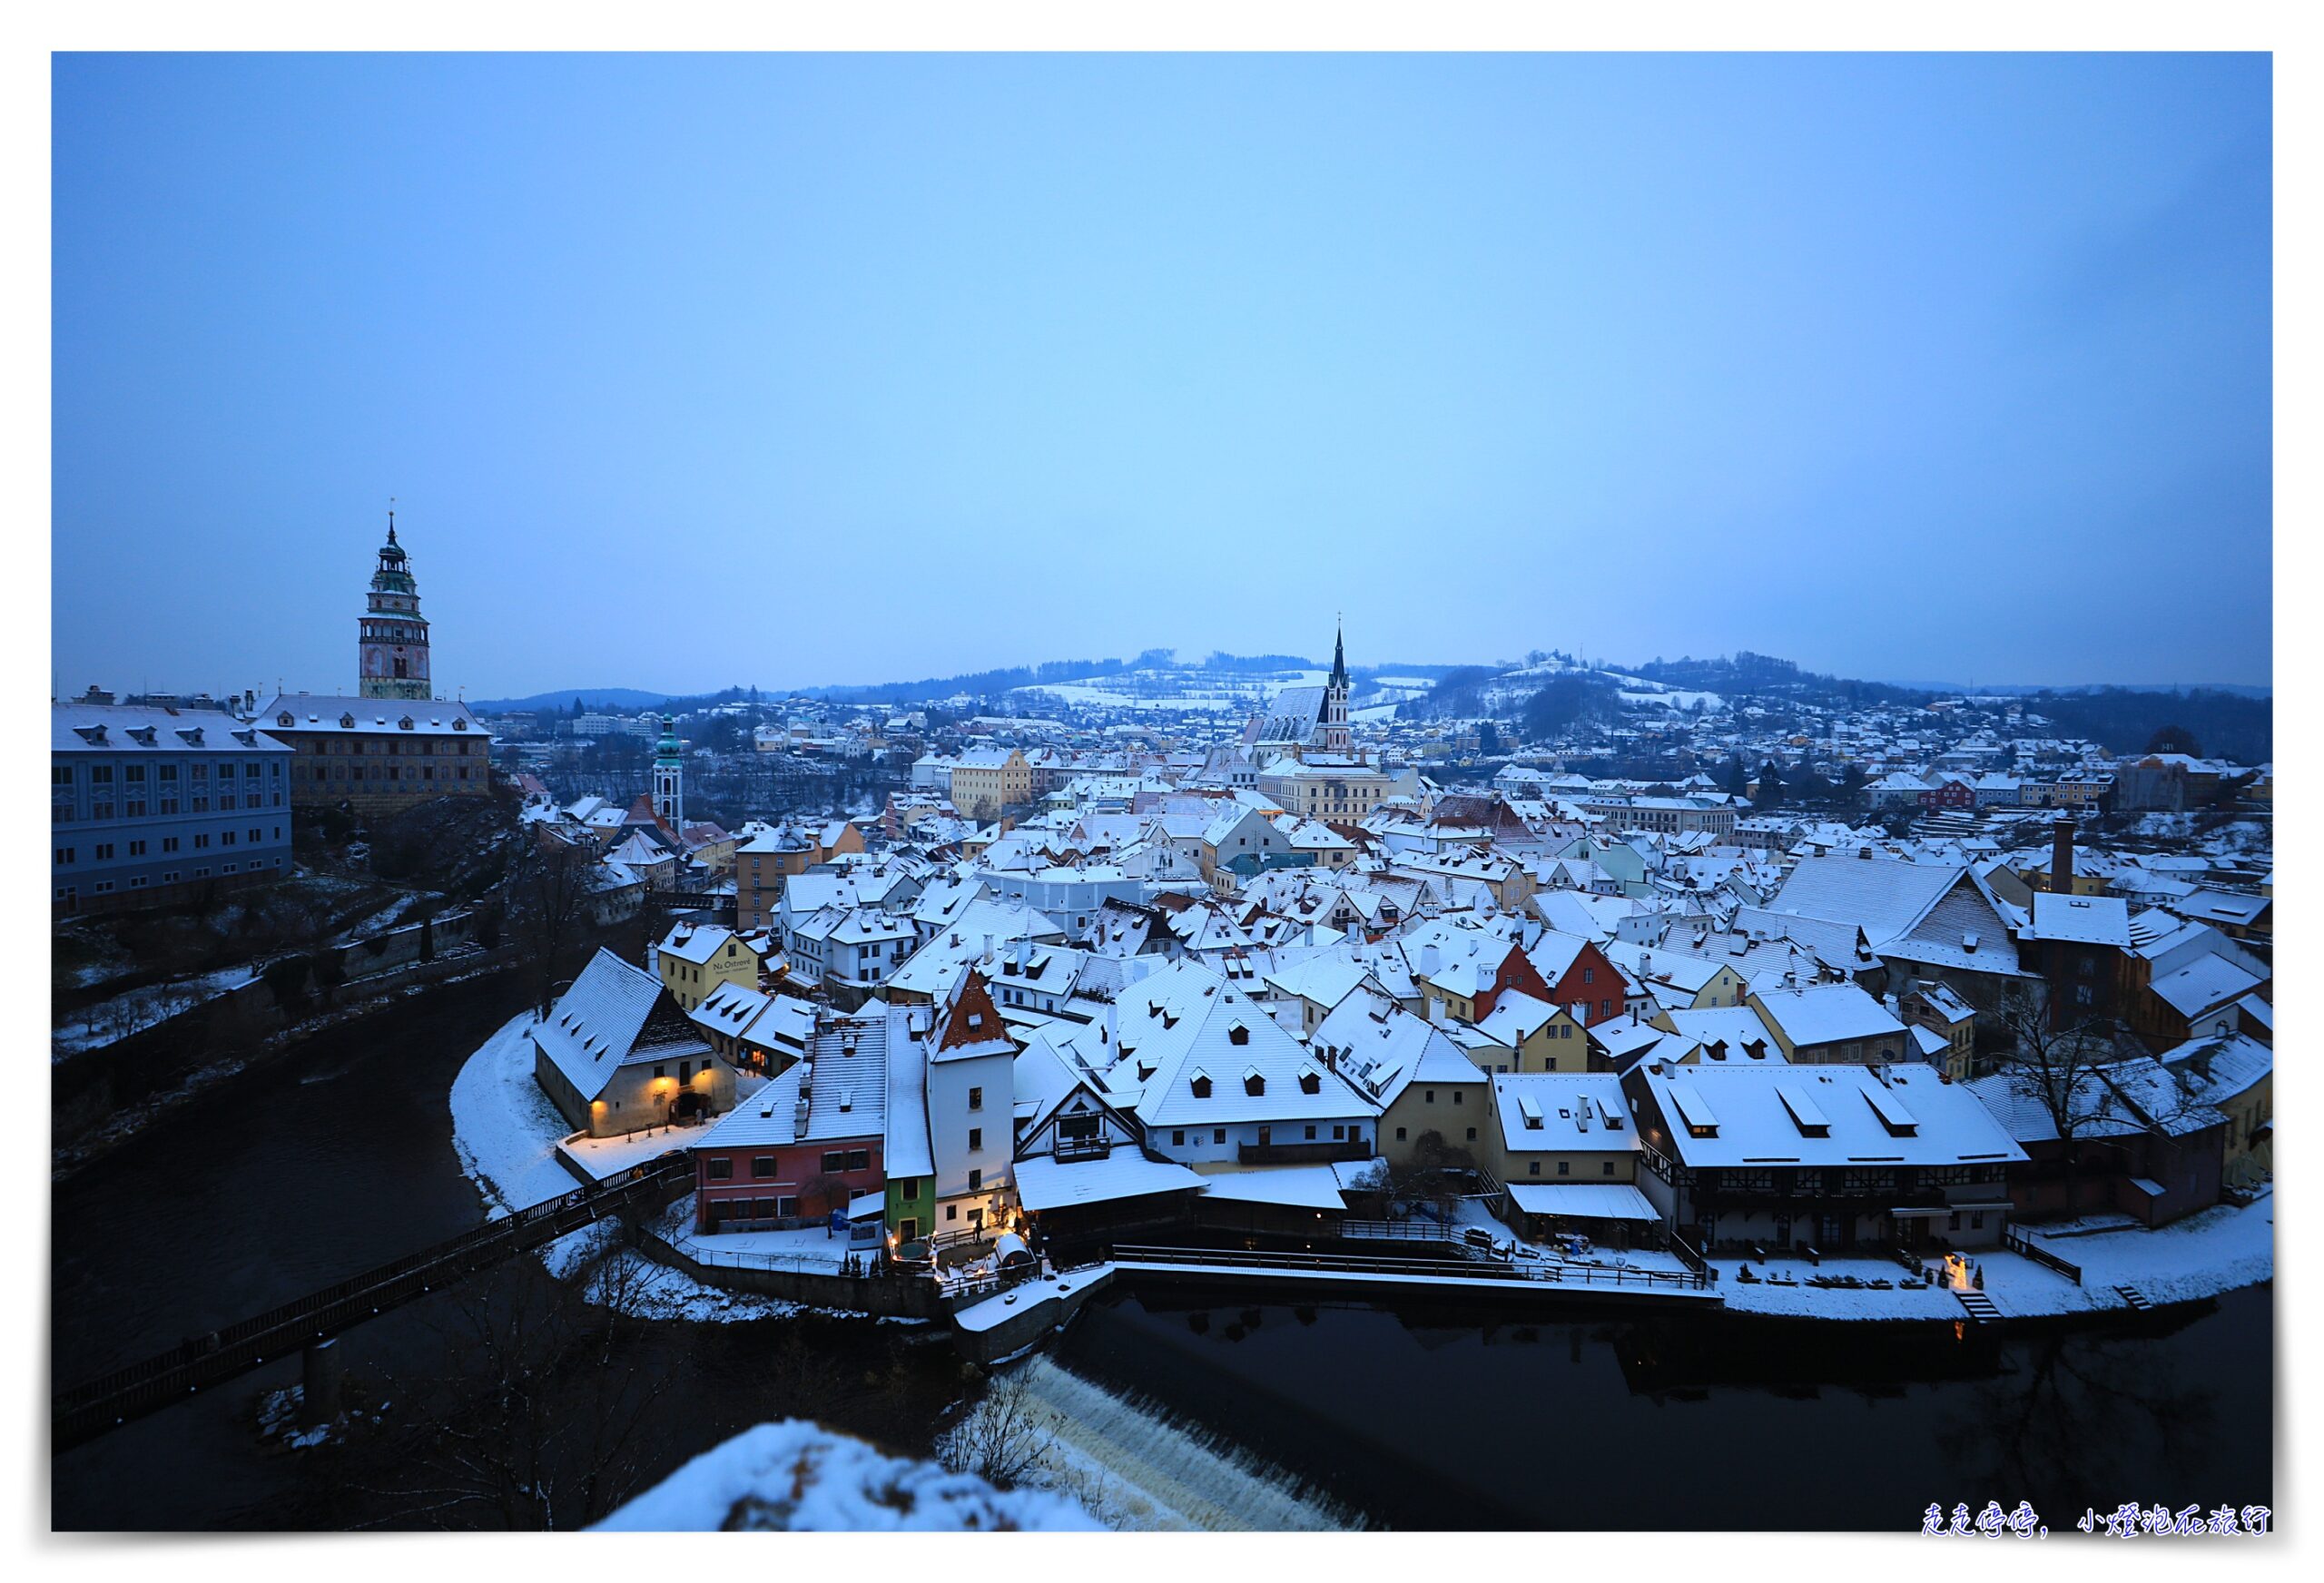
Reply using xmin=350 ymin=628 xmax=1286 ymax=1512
xmin=1480 ymin=1074 xmax=1648 ymax=1234
xmin=950 ymin=748 xmax=1031 ymax=821
xmin=656 ymin=922 xmax=762 ymax=1012
xmin=1456 ymin=992 xmax=1590 ymax=1074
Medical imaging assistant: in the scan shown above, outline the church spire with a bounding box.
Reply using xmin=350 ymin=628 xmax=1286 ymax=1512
xmin=1331 ymin=618 xmax=1347 ymax=688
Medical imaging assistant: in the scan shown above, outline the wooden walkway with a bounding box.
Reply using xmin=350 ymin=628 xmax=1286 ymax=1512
xmin=52 ymin=1153 xmax=695 ymax=1452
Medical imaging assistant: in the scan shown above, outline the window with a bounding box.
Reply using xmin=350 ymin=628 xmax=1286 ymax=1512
xmin=1213 ymin=1128 xmax=1225 ymax=1145
xmin=778 ymin=1195 xmax=801 ymax=1218
xmin=752 ymin=1156 xmax=774 ymax=1178
xmin=968 ymin=1086 xmax=983 ymax=1110
xmin=968 ymin=1127 xmax=982 ymax=1152
xmin=1528 ymin=1161 xmax=1541 ymax=1176
xmin=1558 ymin=1161 xmax=1571 ymax=1176
xmin=1452 ymin=1089 xmax=1463 ymax=1106
xmin=1304 ymin=1125 xmax=1317 ymax=1140
xmin=1602 ymin=1161 xmax=1615 ymax=1176
xmin=162 ymin=837 xmax=179 ymax=853
xmin=1172 ymin=1130 xmax=1185 ymax=1146
xmin=129 ymin=841 xmax=145 ymax=857
xmin=707 ymin=1158 xmax=734 ymax=1180
xmin=1467 ymin=1127 xmax=1478 ymax=1142
xmin=967 ymin=1168 xmax=982 ymax=1193
xmin=1396 ymin=1126 xmax=1409 ymax=1142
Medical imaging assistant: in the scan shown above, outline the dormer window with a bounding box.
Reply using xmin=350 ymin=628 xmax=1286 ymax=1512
xmin=1299 ymin=1069 xmax=1321 ymax=1095
xmin=453 ymin=717 xmax=467 ymax=730
xmin=340 ymin=714 xmax=355 ymax=729
xmin=399 ymin=716 xmax=414 ymax=731
xmin=1190 ymin=1071 xmax=1212 ymax=1098
xmin=1244 ymin=1070 xmax=1265 ymax=1097
xmin=1228 ymin=1023 xmax=1249 ymax=1046
xmin=277 ymin=713 xmax=293 ymax=727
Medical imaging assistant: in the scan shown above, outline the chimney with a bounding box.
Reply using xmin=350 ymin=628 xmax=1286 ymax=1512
xmin=2052 ymin=815 xmax=2075 ymax=895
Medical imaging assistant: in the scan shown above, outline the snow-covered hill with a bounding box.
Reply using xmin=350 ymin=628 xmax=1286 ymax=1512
xmin=596 ymin=1420 xmax=1102 ymax=1531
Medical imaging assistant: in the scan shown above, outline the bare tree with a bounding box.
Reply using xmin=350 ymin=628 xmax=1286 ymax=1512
xmin=1986 ymin=983 xmax=2149 ymax=1215
xmin=803 ymin=1172 xmax=854 ymax=1235
xmin=340 ymin=1242 xmax=676 ymax=1530
xmin=941 ymin=1368 xmax=1059 ymax=1491
xmin=1354 ymin=1130 xmax=1477 ymax=1222
xmin=508 ymin=834 xmax=597 ymax=1017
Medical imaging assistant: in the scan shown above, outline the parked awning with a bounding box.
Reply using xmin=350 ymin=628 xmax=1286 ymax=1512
xmin=1505 ymin=1183 xmax=1661 ymax=1222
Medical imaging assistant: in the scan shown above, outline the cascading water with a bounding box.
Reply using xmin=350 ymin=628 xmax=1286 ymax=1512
xmin=951 ymin=1354 xmax=1358 ymax=1531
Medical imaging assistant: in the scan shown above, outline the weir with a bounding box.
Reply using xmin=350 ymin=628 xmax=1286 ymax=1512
xmin=993 ymin=1354 xmax=1355 ymax=1531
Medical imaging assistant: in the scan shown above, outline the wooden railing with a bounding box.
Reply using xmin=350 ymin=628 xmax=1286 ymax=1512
xmin=1111 ymin=1242 xmax=1710 ymax=1293
xmin=2003 ymin=1224 xmax=2082 ymax=1285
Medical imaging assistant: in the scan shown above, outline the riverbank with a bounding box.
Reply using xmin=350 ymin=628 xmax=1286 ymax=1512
xmin=1700 ymin=1188 xmax=2274 ymax=1322
xmin=54 ymin=951 xmax=517 ymax=1182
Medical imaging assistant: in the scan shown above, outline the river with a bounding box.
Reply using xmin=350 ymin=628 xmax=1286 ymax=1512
xmin=1052 ymin=1282 xmax=2275 ymax=1530
xmin=49 ymin=980 xmax=2275 ymax=1531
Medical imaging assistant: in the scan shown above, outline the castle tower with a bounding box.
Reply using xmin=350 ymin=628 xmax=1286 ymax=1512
xmin=654 ymin=716 xmax=684 ymax=831
xmin=358 ymin=514 xmax=433 ymax=701
xmin=1322 ymin=620 xmax=1352 ymax=755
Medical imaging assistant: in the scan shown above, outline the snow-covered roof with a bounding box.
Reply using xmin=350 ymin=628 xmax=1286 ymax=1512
xmin=1492 ymin=1073 xmax=1638 ymax=1155
xmin=1191 ymin=1165 xmax=1348 ymax=1210
xmin=2150 ymin=954 xmax=2263 ymax=1020
xmin=1013 ymin=1152 xmax=1206 ymax=1212
xmin=1101 ymin=959 xmax=1377 ymax=1128
xmin=1749 ymin=983 xmax=1907 ymax=1050
xmin=532 ymin=948 xmax=704 ymax=1102
xmin=2023 ymin=892 xmax=2132 ymax=948
xmin=1639 ymin=1061 xmax=2026 ymax=1169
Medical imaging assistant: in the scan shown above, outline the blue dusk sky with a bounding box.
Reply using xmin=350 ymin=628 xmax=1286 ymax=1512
xmin=53 ymin=52 xmax=2271 ymax=699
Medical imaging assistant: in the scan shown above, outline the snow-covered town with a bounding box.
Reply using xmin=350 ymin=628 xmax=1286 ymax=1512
xmin=52 ymin=526 xmax=2277 ymax=1531
xmin=46 ymin=40 xmax=2281 ymax=1548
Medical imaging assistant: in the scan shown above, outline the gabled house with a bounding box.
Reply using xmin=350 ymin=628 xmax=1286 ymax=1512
xmin=533 ymin=948 xmax=738 ymax=1138
xmin=1098 ymin=958 xmax=1378 ymax=1170
xmin=1320 ymin=989 xmax=1489 ymax=1162
xmin=691 ymin=1006 xmax=896 ymax=1233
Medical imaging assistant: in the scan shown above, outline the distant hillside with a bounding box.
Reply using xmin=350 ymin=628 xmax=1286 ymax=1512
xmin=2019 ymin=688 xmax=2272 ymax=765
xmin=470 ymin=686 xmax=670 ymax=713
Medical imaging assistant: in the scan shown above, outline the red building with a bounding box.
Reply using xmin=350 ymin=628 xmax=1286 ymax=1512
xmin=690 ymin=1007 xmax=892 ymax=1232
xmin=1528 ymin=934 xmax=1631 ymax=1027
xmin=1917 ymin=778 xmax=1976 ymax=811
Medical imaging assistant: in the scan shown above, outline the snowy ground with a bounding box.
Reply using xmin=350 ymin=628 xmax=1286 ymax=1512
xmin=544 ymin=1220 xmax=805 ymax=1324
xmin=448 ymin=1010 xmax=577 ymax=1216
xmin=448 ymin=1015 xmax=815 ymax=1322
xmin=665 ymin=1204 xmax=869 ymax=1275
xmin=954 ymin=1263 xmax=1115 ymax=1334
xmin=1707 ymin=1189 xmax=2274 ymax=1322
xmin=596 ymin=1419 xmax=1100 ymax=1531
xmin=559 ymin=1126 xmax=692 ymax=1183
xmin=52 ymin=965 xmax=256 ymax=1058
